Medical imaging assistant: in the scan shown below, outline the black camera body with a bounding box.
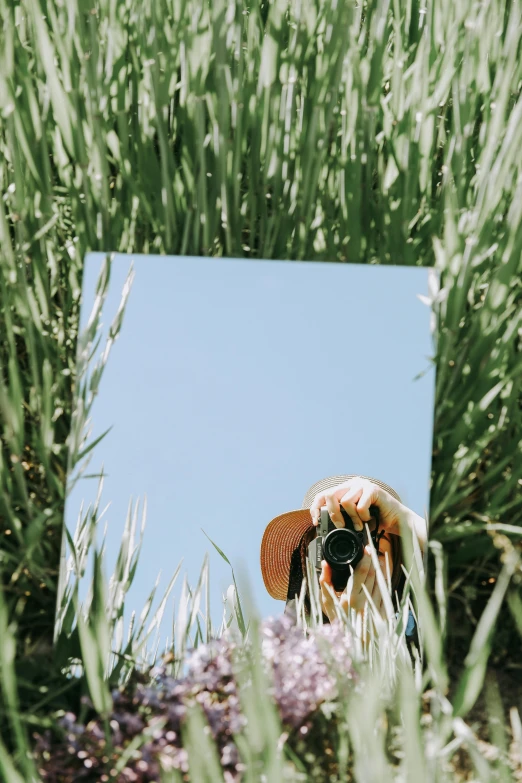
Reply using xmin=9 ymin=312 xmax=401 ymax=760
xmin=308 ymin=504 xmax=382 ymax=592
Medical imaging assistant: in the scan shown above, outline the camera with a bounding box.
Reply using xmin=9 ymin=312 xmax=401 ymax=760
xmin=308 ymin=504 xmax=383 ymax=592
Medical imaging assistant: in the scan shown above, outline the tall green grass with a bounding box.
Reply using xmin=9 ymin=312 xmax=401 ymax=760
xmin=0 ymin=0 xmax=521 ymax=778
xmin=17 ymin=428 xmax=522 ymax=779
xmin=1 ymin=0 xmax=521 ymax=659
xmin=0 ymin=254 xmax=517 ymax=780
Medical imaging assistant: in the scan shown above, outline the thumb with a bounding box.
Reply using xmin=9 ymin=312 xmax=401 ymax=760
xmin=319 ymin=559 xmax=333 ymax=583
xmin=319 ymin=560 xmax=335 ymax=600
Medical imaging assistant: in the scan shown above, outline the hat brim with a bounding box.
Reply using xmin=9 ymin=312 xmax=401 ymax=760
xmin=260 ymin=509 xmax=314 ymax=601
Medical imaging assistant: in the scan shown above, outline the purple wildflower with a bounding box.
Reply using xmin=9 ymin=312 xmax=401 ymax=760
xmin=33 ymin=615 xmax=356 ymax=782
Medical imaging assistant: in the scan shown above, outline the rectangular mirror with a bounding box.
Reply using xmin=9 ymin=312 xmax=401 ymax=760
xmin=59 ymin=253 xmax=436 ymax=637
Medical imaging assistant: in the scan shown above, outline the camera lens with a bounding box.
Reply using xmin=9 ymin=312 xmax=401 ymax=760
xmin=323 ymin=528 xmax=360 ymax=567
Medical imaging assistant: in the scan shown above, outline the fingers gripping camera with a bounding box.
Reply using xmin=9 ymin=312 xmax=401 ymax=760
xmin=308 ymin=504 xmax=384 ymax=592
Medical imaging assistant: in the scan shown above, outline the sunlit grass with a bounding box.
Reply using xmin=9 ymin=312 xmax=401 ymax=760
xmin=0 ymin=0 xmax=521 ymax=778
xmin=27 ymin=472 xmax=522 ymax=780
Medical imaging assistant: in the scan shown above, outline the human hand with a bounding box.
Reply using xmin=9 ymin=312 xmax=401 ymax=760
xmin=309 ymin=476 xmax=426 ymax=551
xmin=318 ymin=547 xmax=389 ymax=624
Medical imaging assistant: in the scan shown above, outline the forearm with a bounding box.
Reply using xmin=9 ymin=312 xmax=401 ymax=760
xmin=390 ymin=503 xmax=427 ymax=554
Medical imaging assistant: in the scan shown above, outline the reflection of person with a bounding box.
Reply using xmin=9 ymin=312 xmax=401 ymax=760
xmin=260 ymin=475 xmax=427 ymax=628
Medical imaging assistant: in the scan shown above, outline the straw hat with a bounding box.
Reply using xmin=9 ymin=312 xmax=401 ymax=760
xmin=260 ymin=474 xmax=402 ymax=601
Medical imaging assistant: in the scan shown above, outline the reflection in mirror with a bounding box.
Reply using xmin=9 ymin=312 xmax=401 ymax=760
xmin=59 ymin=253 xmax=436 ymax=642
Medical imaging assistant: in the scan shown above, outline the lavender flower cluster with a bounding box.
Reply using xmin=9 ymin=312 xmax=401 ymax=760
xmin=34 ymin=616 xmax=357 ymax=782
xmin=261 ymin=615 xmax=357 ymax=727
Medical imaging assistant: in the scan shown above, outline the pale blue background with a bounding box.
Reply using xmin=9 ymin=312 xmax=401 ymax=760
xmin=64 ymin=253 xmax=436 ymax=639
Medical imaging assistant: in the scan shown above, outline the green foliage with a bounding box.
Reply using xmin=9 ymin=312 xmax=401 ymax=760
xmin=27 ymin=507 xmax=521 ymax=781
xmin=0 ymin=0 xmax=521 ymax=778
xmin=0 ymin=0 xmax=520 ymax=656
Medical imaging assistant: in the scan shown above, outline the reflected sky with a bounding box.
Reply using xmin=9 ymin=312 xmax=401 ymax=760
xmin=64 ymin=254 xmax=436 ymax=640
